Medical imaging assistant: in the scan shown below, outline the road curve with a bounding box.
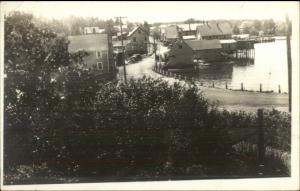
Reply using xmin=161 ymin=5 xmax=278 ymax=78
xmin=118 ymin=55 xmax=289 ymax=112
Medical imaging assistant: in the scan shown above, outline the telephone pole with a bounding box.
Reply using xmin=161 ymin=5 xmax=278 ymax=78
xmin=115 ymin=16 xmax=127 ymax=83
xmin=286 ymin=14 xmax=292 ymax=112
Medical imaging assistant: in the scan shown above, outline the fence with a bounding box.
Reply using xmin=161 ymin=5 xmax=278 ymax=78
xmin=153 ymin=67 xmax=286 ymax=94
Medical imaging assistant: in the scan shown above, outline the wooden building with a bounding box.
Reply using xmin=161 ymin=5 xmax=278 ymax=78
xmin=68 ymin=34 xmax=115 ymax=73
xmin=126 ymin=26 xmax=149 ymax=56
xmin=165 ymin=39 xmax=223 ymax=68
xmin=196 ymin=22 xmax=232 ymax=40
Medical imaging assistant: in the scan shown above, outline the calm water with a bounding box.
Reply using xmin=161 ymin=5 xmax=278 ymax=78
xmin=180 ymin=40 xmax=289 ymax=93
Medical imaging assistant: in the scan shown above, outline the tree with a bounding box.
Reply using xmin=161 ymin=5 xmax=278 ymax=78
xmin=4 ymin=12 xmax=73 ymax=165
xmin=263 ymin=19 xmax=276 ymax=35
xmin=143 ymin=21 xmax=150 ymax=34
xmin=253 ymin=20 xmax=262 ymax=32
xmin=232 ymin=25 xmax=240 ymax=34
xmin=184 ymin=18 xmax=197 ymax=24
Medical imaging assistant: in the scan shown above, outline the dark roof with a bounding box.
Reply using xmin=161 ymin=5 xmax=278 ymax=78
xmin=184 ymin=39 xmax=222 ymax=50
xmin=68 ymin=34 xmax=109 ymax=52
xmin=165 ymin=25 xmax=179 ymax=39
xmin=197 ymin=22 xmax=232 ymax=37
xmin=128 ymin=26 xmax=148 ymax=37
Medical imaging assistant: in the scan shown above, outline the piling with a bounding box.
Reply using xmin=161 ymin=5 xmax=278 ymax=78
xmin=241 ymin=83 xmax=244 ymax=91
xmin=212 ymin=81 xmax=215 ymax=88
xmin=259 ymin=84 xmax=262 ymax=92
xmin=200 ymin=82 xmax=203 ymax=86
xmin=225 ymin=82 xmax=228 ymax=89
xmin=278 ymin=85 xmax=281 ymax=93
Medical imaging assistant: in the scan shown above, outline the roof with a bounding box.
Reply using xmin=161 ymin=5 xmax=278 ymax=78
xmin=219 ymin=39 xmax=237 ymax=44
xmin=182 ymin=35 xmax=196 ymax=40
xmin=128 ymin=26 xmax=148 ymax=37
xmin=184 ymin=39 xmax=222 ymax=50
xmin=68 ymin=34 xmax=109 ymax=52
xmin=177 ymin=23 xmax=203 ymax=31
xmin=165 ymin=25 xmax=179 ymax=39
xmin=197 ymin=22 xmax=232 ymax=37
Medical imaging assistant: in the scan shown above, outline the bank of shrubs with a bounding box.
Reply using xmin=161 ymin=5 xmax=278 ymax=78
xmin=5 ymin=75 xmax=291 ymax=183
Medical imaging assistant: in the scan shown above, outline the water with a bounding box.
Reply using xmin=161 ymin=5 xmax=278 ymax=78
xmin=178 ymin=40 xmax=289 ymax=93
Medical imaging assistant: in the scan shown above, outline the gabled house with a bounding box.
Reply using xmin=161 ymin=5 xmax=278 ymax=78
xmin=68 ymin=34 xmax=115 ymax=73
xmin=196 ymin=22 xmax=233 ymax=40
xmin=165 ymin=39 xmax=223 ymax=68
xmin=126 ymin=26 xmax=149 ymax=56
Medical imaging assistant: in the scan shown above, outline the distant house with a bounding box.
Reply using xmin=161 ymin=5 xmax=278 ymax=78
xmin=161 ymin=25 xmax=180 ymax=43
xmin=177 ymin=23 xmax=201 ymax=36
xmin=68 ymin=34 xmax=115 ymax=73
xmin=83 ymin=27 xmax=105 ymax=35
xmin=126 ymin=26 xmax=149 ymax=56
xmin=166 ymin=39 xmax=223 ymax=68
xmin=196 ymin=22 xmax=233 ymax=40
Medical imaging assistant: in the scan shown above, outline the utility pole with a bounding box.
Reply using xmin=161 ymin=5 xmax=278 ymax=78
xmin=286 ymin=14 xmax=292 ymax=112
xmin=154 ymin=36 xmax=157 ymax=69
xmin=115 ymin=16 xmax=127 ymax=83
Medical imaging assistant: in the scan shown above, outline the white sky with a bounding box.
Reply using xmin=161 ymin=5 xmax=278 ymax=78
xmin=1 ymin=1 xmax=299 ymax=23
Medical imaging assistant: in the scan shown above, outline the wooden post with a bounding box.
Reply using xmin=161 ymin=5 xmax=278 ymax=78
xmin=225 ymin=82 xmax=228 ymax=89
xmin=212 ymin=81 xmax=215 ymax=88
xmin=184 ymin=76 xmax=187 ymax=81
xmin=257 ymin=109 xmax=265 ymax=165
xmin=200 ymin=82 xmax=203 ymax=86
xmin=278 ymin=85 xmax=281 ymax=93
xmin=259 ymin=84 xmax=262 ymax=92
xmin=241 ymin=82 xmax=244 ymax=91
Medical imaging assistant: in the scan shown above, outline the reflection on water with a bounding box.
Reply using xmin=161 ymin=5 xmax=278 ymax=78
xmin=177 ymin=40 xmax=289 ymax=92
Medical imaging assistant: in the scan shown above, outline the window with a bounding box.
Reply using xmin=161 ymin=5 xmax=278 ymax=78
xmin=133 ymin=37 xmax=136 ymax=42
xmin=138 ymin=30 xmax=141 ymax=34
xmin=96 ymin=62 xmax=103 ymax=70
xmin=145 ymin=36 xmax=147 ymax=41
xmin=178 ymin=45 xmax=182 ymax=49
xmin=96 ymin=51 xmax=102 ymax=59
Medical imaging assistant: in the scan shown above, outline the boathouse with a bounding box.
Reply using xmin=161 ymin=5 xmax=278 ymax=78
xmin=196 ymin=22 xmax=232 ymax=40
xmin=165 ymin=39 xmax=223 ymax=68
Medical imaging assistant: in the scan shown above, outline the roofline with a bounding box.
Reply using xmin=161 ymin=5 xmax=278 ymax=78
xmin=127 ymin=26 xmax=149 ymax=37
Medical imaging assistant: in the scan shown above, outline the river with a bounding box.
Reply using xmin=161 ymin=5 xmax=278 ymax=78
xmin=175 ymin=39 xmax=289 ymax=93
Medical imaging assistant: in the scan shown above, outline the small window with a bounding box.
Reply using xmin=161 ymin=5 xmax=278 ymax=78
xmin=96 ymin=62 xmax=103 ymax=70
xmin=138 ymin=30 xmax=141 ymax=34
xmin=96 ymin=51 xmax=102 ymax=59
xmin=145 ymin=36 xmax=147 ymax=41
xmin=133 ymin=37 xmax=136 ymax=42
xmin=178 ymin=45 xmax=182 ymax=49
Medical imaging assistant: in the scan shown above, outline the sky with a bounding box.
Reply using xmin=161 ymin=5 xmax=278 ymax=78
xmin=1 ymin=1 xmax=299 ymax=23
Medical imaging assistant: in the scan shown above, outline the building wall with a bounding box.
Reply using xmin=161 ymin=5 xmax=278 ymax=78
xmin=197 ymin=34 xmax=232 ymax=40
xmin=166 ymin=41 xmax=194 ymax=68
xmin=194 ymin=49 xmax=222 ymax=62
xmin=82 ymin=50 xmax=110 ymax=73
xmin=127 ymin=28 xmax=149 ymax=55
